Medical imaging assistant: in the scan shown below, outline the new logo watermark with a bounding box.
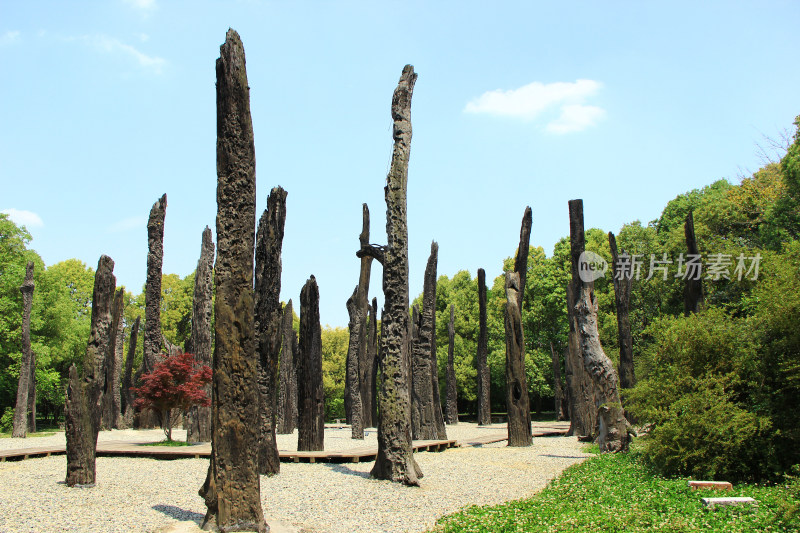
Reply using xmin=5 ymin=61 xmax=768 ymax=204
xmin=578 ymin=251 xmax=608 ymax=283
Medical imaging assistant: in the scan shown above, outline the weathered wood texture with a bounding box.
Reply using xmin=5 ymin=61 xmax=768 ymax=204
xmin=198 ymin=29 xmax=267 ymax=533
xmin=369 ymin=65 xmax=422 ymax=486
xmin=411 ymin=242 xmax=447 ymax=440
xmin=566 ymin=199 xmax=596 ymax=437
xmin=504 ymin=272 xmax=532 ymax=447
xmin=101 ymin=289 xmax=124 ymax=430
xmin=514 ymin=207 xmax=532 ymax=309
xmin=608 ymin=232 xmax=635 ymax=390
xmin=12 ymin=261 xmax=35 ymax=438
xmin=298 ymin=276 xmax=324 ymax=452
xmin=476 ymin=268 xmax=491 ymax=426
xmin=345 ymin=203 xmax=373 ymax=438
xmin=277 ymin=300 xmax=297 ymax=435
xmin=684 ymin=210 xmax=704 ymax=316
xmin=550 ymin=343 xmax=567 ymax=421
xmin=445 ymin=304 xmax=459 ymax=425
xmin=367 ymin=297 xmax=379 ymax=427
xmin=143 ymin=194 xmax=166 ymax=375
xmin=255 ymin=186 xmax=287 ymax=475
xmin=186 ymin=227 xmax=215 ymax=443
xmin=574 ymin=282 xmax=630 ymax=452
xmin=120 ymin=316 xmax=139 ymax=427
xmin=65 ymin=255 xmax=116 ymax=487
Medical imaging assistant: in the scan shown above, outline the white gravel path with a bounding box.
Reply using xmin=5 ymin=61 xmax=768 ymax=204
xmin=0 ymin=424 xmax=591 ymax=533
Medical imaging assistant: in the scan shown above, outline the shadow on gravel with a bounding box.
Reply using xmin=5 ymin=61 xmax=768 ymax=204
xmin=323 ymin=463 xmax=371 ymax=478
xmin=153 ymin=504 xmax=205 ymax=523
xmin=539 ymin=454 xmax=591 ymax=460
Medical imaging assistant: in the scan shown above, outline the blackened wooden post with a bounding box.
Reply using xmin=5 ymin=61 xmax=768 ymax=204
xmin=121 ymin=316 xmax=139 ymax=427
xmin=608 ymin=232 xmax=635 ymax=391
xmin=198 ymin=28 xmax=267 ymax=533
xmin=277 ymin=300 xmax=297 ymax=434
xmin=65 ymin=255 xmax=116 ymax=486
xmin=255 ymin=187 xmax=288 ymax=475
xmin=445 ymin=304 xmax=459 ymax=425
xmin=684 ymin=210 xmax=704 ymax=316
xmin=186 ymin=227 xmax=214 ymax=443
xmin=476 ymin=268 xmax=491 ymax=426
xmin=504 ymin=272 xmax=532 ymax=446
xmin=12 ymin=261 xmax=35 ymax=438
xmin=298 ymin=276 xmax=324 ymax=451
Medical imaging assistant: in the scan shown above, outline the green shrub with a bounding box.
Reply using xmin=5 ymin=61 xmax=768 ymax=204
xmin=0 ymin=406 xmax=14 ymax=433
xmin=325 ymin=397 xmax=345 ymax=422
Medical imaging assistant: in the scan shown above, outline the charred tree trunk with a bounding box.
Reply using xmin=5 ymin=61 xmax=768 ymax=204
xmin=121 ymin=316 xmax=139 ymax=426
xmin=608 ymin=232 xmax=635 ymax=391
xmin=65 ymin=255 xmax=116 ymax=487
xmin=476 ymin=268 xmax=491 ymax=426
xmin=574 ymin=283 xmax=630 ymax=453
xmin=199 ymin=29 xmax=267 ymax=533
xmin=186 ymin=227 xmax=215 ymax=443
xmin=101 ymin=289 xmax=124 ymax=430
xmin=346 ymin=288 xmax=365 ymax=439
xmin=411 ymin=242 xmax=447 ymax=440
xmin=550 ymin=342 xmax=566 ymax=421
xmin=445 ymin=304 xmax=458 ymax=425
xmin=366 ymin=65 xmax=421 ymax=486
xmin=345 ymin=203 xmax=373 ymax=436
xmin=277 ymin=300 xmax=297 ymax=435
xmin=368 ymin=297 xmax=379 ymax=427
xmin=684 ymin=210 xmax=704 ymax=316
xmin=13 ymin=261 xmax=35 ymax=438
xmin=298 ymin=276 xmax=324 ymax=451
xmin=504 ymin=272 xmax=532 ymax=446
xmin=111 ymin=290 xmax=124 ymax=428
xmin=514 ymin=207 xmax=532 ymax=309
xmin=566 ymin=199 xmax=596 ymax=437
xmin=255 ymin=187 xmax=287 ymax=475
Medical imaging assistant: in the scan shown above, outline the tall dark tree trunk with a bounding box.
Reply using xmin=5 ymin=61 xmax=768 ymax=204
xmin=346 ymin=203 xmax=373 ymax=436
xmin=111 ymin=290 xmax=124 ymax=428
xmin=566 ymin=199 xmax=596 ymax=437
xmin=13 ymin=261 xmax=35 ymax=438
xmin=411 ymin=242 xmax=447 ymax=440
xmin=136 ymin=193 xmax=167 ymax=429
xmin=361 ymin=65 xmax=421 ymax=486
xmin=65 ymin=255 xmax=116 ymax=487
xmin=684 ymin=210 xmax=704 ymax=316
xmin=255 ymin=186 xmax=287 ymax=475
xmin=574 ymin=283 xmax=630 ymax=453
xmin=514 ymin=207 xmax=532 ymax=309
xmin=504 ymin=272 xmax=532 ymax=446
xmin=550 ymin=342 xmax=566 ymax=421
xmin=101 ymin=289 xmax=124 ymax=430
xmin=445 ymin=304 xmax=459 ymax=425
xmin=186 ymin=227 xmax=215 ymax=443
xmin=368 ymin=297 xmax=379 ymax=427
xmin=199 ymin=29 xmax=267 ymax=533
xmin=298 ymin=276 xmax=324 ymax=451
xmin=277 ymin=300 xmax=297 ymax=435
xmin=121 ymin=316 xmax=139 ymax=427
xmin=476 ymin=268 xmax=491 ymax=426
xmin=608 ymin=232 xmax=635 ymax=391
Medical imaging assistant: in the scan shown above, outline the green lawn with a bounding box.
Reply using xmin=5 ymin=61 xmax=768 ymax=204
xmin=0 ymin=431 xmax=56 ymax=439
xmin=432 ymin=450 xmax=799 ymax=532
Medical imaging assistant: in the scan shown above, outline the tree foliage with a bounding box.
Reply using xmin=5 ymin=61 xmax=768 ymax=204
xmin=131 ymin=352 xmax=211 ymax=440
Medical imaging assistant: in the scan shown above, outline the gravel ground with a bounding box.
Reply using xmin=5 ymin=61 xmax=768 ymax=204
xmin=0 ymin=424 xmax=591 ymax=533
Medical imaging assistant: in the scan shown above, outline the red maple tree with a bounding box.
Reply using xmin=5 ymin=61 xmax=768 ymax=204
xmin=132 ymin=352 xmax=212 ymax=441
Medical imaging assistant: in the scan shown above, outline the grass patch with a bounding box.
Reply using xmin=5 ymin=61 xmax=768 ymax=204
xmin=432 ymin=452 xmax=800 ymax=532
xmin=140 ymin=439 xmax=193 ymax=447
xmin=0 ymin=431 xmax=57 ymax=439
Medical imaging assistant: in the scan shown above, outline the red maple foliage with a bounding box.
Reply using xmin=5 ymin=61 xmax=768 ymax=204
xmin=132 ymin=352 xmax=212 ymax=441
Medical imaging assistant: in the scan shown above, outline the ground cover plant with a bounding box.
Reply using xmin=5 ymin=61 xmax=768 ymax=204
xmin=432 ymin=450 xmax=800 ymax=532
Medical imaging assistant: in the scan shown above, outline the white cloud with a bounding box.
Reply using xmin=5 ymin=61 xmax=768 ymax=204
xmin=82 ymin=35 xmax=166 ymax=73
xmin=464 ymin=79 xmax=605 ymax=133
xmin=546 ymin=104 xmax=607 ymax=135
xmin=107 ymin=216 xmax=146 ymax=233
xmin=1 ymin=30 xmax=20 ymax=45
xmin=2 ymin=209 xmax=43 ymax=228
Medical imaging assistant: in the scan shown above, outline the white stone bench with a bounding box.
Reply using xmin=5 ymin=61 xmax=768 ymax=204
xmin=702 ymin=497 xmax=758 ymax=510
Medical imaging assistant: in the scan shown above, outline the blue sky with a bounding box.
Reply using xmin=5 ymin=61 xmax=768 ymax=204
xmin=2 ymin=1 xmax=798 ymax=328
